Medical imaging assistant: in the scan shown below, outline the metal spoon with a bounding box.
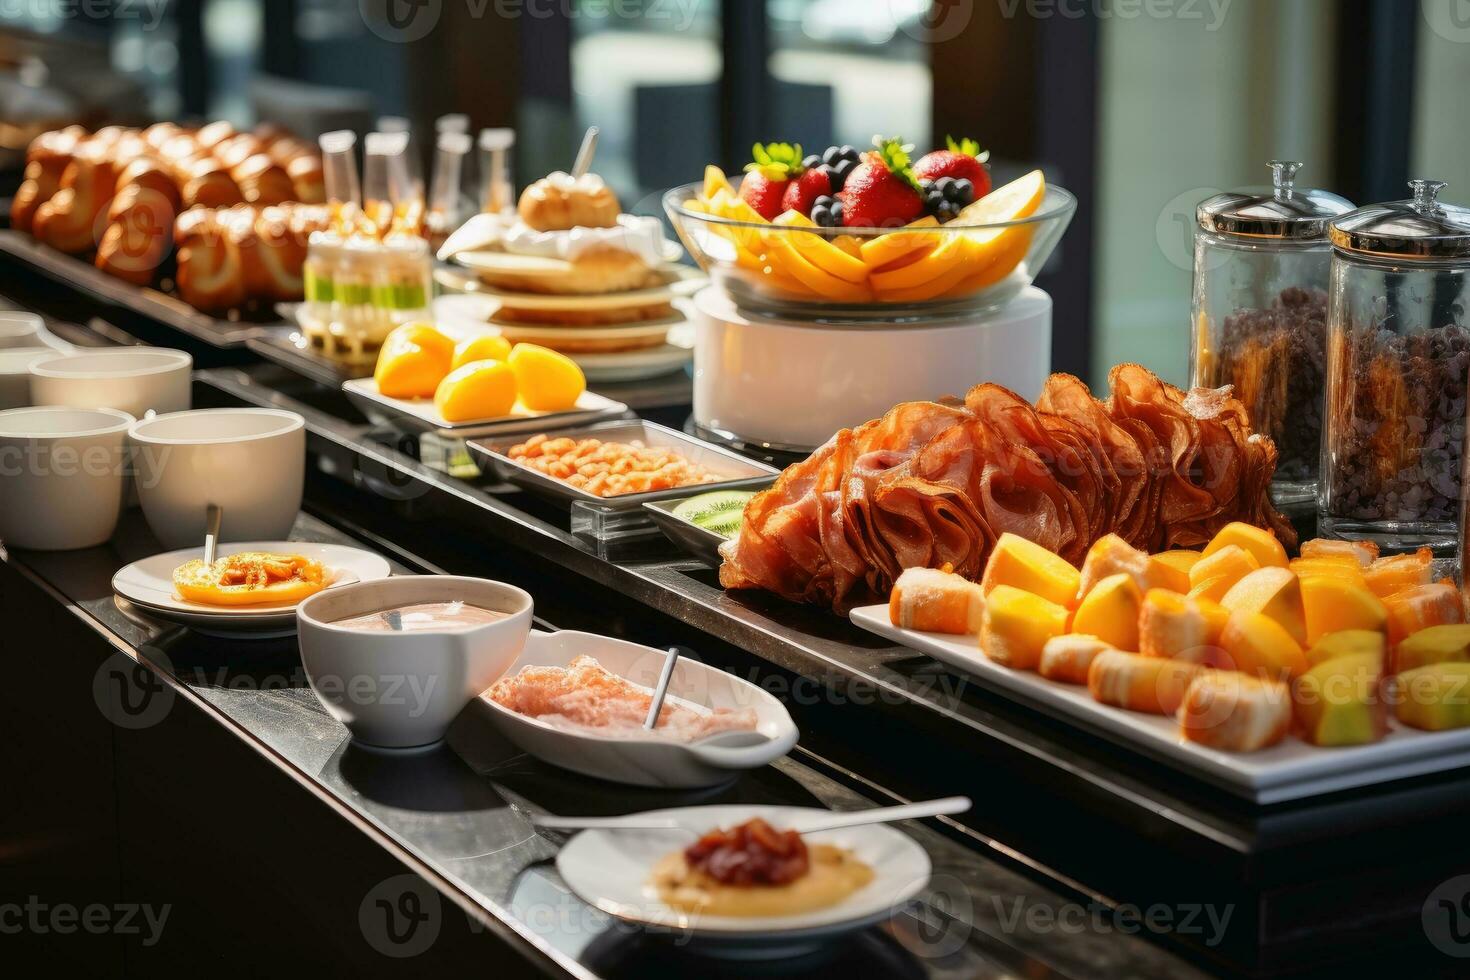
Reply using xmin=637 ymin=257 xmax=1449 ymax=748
xmin=571 ymin=126 xmax=599 ymax=178
xmin=643 ymin=646 xmax=681 ymax=730
xmin=529 ymin=796 xmax=972 ymax=833
xmin=203 ymin=503 xmax=222 ymax=565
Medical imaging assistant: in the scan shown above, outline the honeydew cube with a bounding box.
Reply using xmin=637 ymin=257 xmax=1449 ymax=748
xmin=1289 ymin=558 xmax=1368 ymax=588
xmin=1219 ymin=610 xmax=1308 ymax=680
xmin=1363 ymin=549 xmax=1433 ymax=599
xmin=1070 ymin=572 xmax=1142 ymax=651
xmin=1202 ymin=522 xmax=1288 ymax=569
xmin=1087 ymin=650 xmax=1204 ymax=715
xmin=1138 ymin=588 xmax=1207 ymax=659
xmin=1383 ymin=582 xmax=1464 ymax=645
xmin=1038 ymin=634 xmax=1114 ymax=685
xmin=1178 ymin=672 xmax=1292 ymax=752
xmin=1299 ymin=538 xmax=1379 ymax=567
xmin=1306 ymin=629 xmax=1386 ymax=668
xmin=980 ymin=585 xmax=1069 ymax=671
xmin=1146 ymin=550 xmax=1200 ymax=594
xmin=1221 ymin=567 xmax=1307 ymax=645
xmin=980 ymin=532 xmax=1081 ymax=609
xmin=1189 ymin=545 xmax=1260 ymax=597
xmin=1394 ymin=661 xmax=1470 ymax=731
xmin=1298 ymin=575 xmax=1387 ymax=646
xmin=1077 ymin=533 xmax=1150 ymax=601
xmin=1394 ymin=624 xmax=1470 ymax=674
xmin=1293 ymin=653 xmax=1388 ymax=746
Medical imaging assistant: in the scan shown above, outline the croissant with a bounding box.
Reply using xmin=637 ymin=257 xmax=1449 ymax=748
xmin=96 ymin=184 xmax=176 ymax=285
xmin=181 ymin=158 xmax=244 ymax=210
xmin=174 ymin=206 xmax=247 ymax=313
xmin=517 ymin=172 xmax=621 ymax=231
xmin=32 ymin=150 xmax=117 ymax=254
xmin=232 ymin=153 xmax=294 ymax=206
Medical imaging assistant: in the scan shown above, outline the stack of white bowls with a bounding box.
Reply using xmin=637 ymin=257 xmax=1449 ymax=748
xmin=0 ymin=312 xmax=70 ymax=410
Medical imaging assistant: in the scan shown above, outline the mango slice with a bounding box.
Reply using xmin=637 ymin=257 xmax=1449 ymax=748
xmin=1147 ymin=550 xmax=1200 ymax=594
xmin=1306 ymin=629 xmax=1386 ymax=668
xmin=1178 ymin=672 xmax=1292 ymax=752
xmin=1298 ymin=576 xmax=1388 ymax=646
xmin=508 ymin=342 xmax=586 ymax=411
xmin=1221 ymin=567 xmax=1307 ymax=645
xmin=772 ymin=210 xmax=869 ymax=283
xmin=1294 ymin=653 xmax=1388 ymax=746
xmin=1188 ymin=544 xmax=1260 ymax=599
xmin=980 ymin=532 xmax=1081 ymax=608
xmin=859 ymin=216 xmax=940 ymax=269
xmin=1196 ymin=597 xmax=1230 ymax=646
xmin=375 ymin=322 xmax=454 ymax=399
xmin=1088 ymin=650 xmax=1204 ymax=715
xmin=1070 ymin=572 xmax=1142 ymax=650
xmin=1077 ymin=533 xmax=1149 ymax=600
xmin=1363 ymin=549 xmax=1433 ymax=599
xmin=452 ymin=333 xmax=512 ymax=371
xmin=980 ymin=584 xmax=1069 ymax=670
xmin=1299 ymin=537 xmax=1378 ymax=567
xmin=1220 ymin=610 xmax=1308 ymax=680
xmin=1395 ymin=661 xmax=1470 ymax=730
xmin=1383 ymin=582 xmax=1464 ymax=645
xmin=703 ymin=164 xmax=735 ymax=199
xmin=434 ymin=359 xmax=517 ymax=422
xmin=1395 ymin=624 xmax=1470 ymax=674
xmin=1039 ymin=634 xmax=1114 ymax=685
xmin=1202 ymin=522 xmax=1288 ymax=569
xmin=1139 ymin=588 xmax=1207 ymax=659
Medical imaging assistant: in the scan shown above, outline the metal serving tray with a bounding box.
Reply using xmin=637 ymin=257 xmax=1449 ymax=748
xmin=468 ymin=419 xmax=779 ymax=512
xmin=642 ymin=488 xmax=769 ymax=565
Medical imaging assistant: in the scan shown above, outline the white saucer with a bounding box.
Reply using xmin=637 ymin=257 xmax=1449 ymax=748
xmin=555 ymin=803 xmax=930 ymax=952
xmin=112 ymin=541 xmax=393 ymax=635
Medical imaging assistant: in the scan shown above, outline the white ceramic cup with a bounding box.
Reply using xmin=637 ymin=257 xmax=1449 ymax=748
xmin=29 ymin=347 xmax=192 ymax=419
xmin=0 ymin=348 xmax=56 ymax=410
xmin=0 ymin=312 xmax=62 ymax=351
xmin=130 ymin=408 xmax=306 ymax=549
xmin=297 ymin=576 xmax=534 ymax=749
xmin=0 ymin=406 xmax=134 ymax=550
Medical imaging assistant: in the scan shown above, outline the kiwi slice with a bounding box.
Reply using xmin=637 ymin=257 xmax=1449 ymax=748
xmin=672 ymin=489 xmax=754 ymax=538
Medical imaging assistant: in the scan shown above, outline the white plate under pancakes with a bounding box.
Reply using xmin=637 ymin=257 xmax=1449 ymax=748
xmin=435 ymin=263 xmax=703 ymax=310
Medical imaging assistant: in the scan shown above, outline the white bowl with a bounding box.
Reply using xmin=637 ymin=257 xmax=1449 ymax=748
xmin=483 ymin=631 xmax=798 ymax=787
xmin=0 ymin=406 xmax=134 ymax=550
xmin=0 ymin=348 xmax=57 ymax=409
xmin=0 ymin=312 xmax=65 ymax=351
xmin=297 ymin=576 xmax=534 ymax=749
xmin=29 ymin=347 xmax=192 ymax=419
xmin=130 ymin=408 xmax=305 ymax=549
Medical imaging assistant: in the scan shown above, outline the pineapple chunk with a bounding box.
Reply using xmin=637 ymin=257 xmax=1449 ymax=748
xmin=1220 ymin=610 xmax=1308 ymax=680
xmin=1394 ymin=661 xmax=1470 ymax=731
xmin=1299 ymin=576 xmax=1387 ymax=645
xmin=1077 ymin=533 xmax=1149 ymax=600
xmin=1395 ymin=624 xmax=1470 ymax=674
xmin=1220 ymin=567 xmax=1307 ymax=645
xmin=1039 ymin=634 xmax=1115 ymax=685
xmin=980 ymin=585 xmax=1069 ymax=670
xmin=1070 ymin=572 xmax=1142 ymax=651
xmin=1293 ymin=653 xmax=1388 ymax=746
xmin=980 ymin=532 xmax=1081 ymax=608
xmin=1202 ymin=522 xmax=1288 ymax=569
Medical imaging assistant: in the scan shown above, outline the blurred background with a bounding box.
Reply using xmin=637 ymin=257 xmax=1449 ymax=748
xmin=2 ymin=0 xmax=1467 ymax=388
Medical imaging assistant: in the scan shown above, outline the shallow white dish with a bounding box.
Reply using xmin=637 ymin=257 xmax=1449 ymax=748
xmin=850 ymin=604 xmax=1470 ymax=804
xmin=342 ymin=376 xmax=626 ymax=436
xmin=482 ymin=631 xmax=797 ymax=787
xmin=112 ymin=541 xmax=392 ymax=634
xmin=556 ymin=803 xmax=929 ymax=951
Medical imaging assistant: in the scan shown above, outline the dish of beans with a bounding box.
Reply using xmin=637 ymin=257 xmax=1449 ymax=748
xmin=507 ymin=433 xmax=723 ymax=497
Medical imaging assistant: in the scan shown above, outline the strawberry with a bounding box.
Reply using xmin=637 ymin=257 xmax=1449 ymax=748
xmin=780 ymin=167 xmax=832 ymax=216
xmin=913 ymin=136 xmax=991 ymax=198
xmin=840 ymin=138 xmax=924 ymax=229
xmin=740 ymin=142 xmax=804 ymax=221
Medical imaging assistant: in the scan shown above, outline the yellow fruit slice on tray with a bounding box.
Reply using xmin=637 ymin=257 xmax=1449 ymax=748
xmin=760 ymin=229 xmax=872 ymax=302
xmin=453 ymin=333 xmax=513 ymax=370
xmin=861 ymin=216 xmax=941 ymax=269
xmin=375 ymin=322 xmax=455 ymax=399
xmin=772 ymin=210 xmax=869 ymax=283
xmin=940 ymin=169 xmax=1048 ymax=296
xmin=508 ymin=343 xmax=586 ymax=411
xmin=435 ymin=359 xmax=518 ymax=422
xmin=703 ymin=164 xmax=734 ymax=200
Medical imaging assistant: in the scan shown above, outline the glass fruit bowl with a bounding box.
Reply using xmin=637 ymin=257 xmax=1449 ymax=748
xmin=662 ymin=171 xmax=1075 ymax=323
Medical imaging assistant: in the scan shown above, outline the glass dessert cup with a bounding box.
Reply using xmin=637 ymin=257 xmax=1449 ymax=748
xmin=662 ymin=181 xmax=1075 ymax=323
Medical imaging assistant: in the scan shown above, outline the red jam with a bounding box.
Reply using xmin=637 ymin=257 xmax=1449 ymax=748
xmin=683 ymin=818 xmax=810 ymax=887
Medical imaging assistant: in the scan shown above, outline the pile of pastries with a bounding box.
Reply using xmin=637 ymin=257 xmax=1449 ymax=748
xmin=11 ymin=121 xmax=329 ymax=314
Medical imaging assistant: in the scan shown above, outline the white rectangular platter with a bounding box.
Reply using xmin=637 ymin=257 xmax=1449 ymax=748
xmin=850 ymin=604 xmax=1470 ymax=804
xmin=342 ymin=376 xmax=627 ymax=437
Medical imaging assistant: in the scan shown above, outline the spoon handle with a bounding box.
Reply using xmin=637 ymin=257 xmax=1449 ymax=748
xmin=203 ymin=503 xmax=222 ymax=565
xmin=642 ymin=647 xmax=680 ymax=730
xmin=794 ymin=796 xmax=971 ymax=834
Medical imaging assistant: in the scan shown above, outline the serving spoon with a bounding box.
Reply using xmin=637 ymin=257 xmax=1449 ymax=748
xmin=203 ymin=503 xmax=222 ymax=565
xmin=529 ymin=796 xmax=972 ymax=833
xmin=641 ymin=647 xmax=773 ymax=748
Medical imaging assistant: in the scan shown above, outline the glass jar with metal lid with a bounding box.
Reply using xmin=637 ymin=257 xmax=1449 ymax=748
xmin=1320 ymin=179 xmax=1470 ymax=557
xmin=1190 ymin=161 xmax=1353 ymax=506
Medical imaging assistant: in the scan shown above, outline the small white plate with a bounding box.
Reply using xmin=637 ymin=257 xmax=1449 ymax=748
xmin=436 ymin=263 xmax=703 ymax=308
xmin=482 ymin=631 xmax=797 ymax=787
xmin=342 ymin=377 xmax=627 ymax=436
xmin=112 ymin=541 xmax=392 ymax=634
xmin=556 ymin=803 xmax=930 ymax=950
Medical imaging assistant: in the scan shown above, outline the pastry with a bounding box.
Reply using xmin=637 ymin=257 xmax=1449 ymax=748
xmin=9 ymin=126 xmax=82 ymax=233
xmin=174 ymin=206 xmax=248 ymax=313
xmin=95 ymin=184 xmax=175 ymax=285
xmin=181 ymin=157 xmax=244 ymax=210
xmin=517 ymin=171 xmax=620 ymax=231
xmin=286 ymin=154 xmax=326 ymax=203
xmin=32 ymin=148 xmax=117 ymax=253
xmin=231 ymin=153 xmax=295 ymax=206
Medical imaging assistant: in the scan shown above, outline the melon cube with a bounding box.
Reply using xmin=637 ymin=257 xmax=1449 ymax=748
xmin=1299 ymin=576 xmax=1388 ymax=645
xmin=1383 ymin=582 xmax=1464 ymax=645
xmin=1189 ymin=545 xmax=1260 ymax=598
xmin=1147 ymin=550 xmax=1199 ymax=594
xmin=1306 ymin=629 xmax=1386 ymax=668
xmin=1178 ymin=672 xmax=1292 ymax=752
xmin=1088 ymin=650 xmax=1205 ymax=715
xmin=980 ymin=584 xmax=1069 ymax=670
xmin=1219 ymin=610 xmax=1308 ymax=680
xmin=1202 ymin=522 xmax=1288 ymax=568
xmin=1039 ymin=634 xmax=1114 ymax=685
xmin=1395 ymin=624 xmax=1470 ymax=674
xmin=1070 ymin=572 xmax=1142 ymax=651
xmin=1289 ymin=558 xmax=1369 ymax=588
xmin=1293 ymin=653 xmax=1388 ymax=746
xmin=1195 ymin=597 xmax=1230 ymax=646
xmin=981 ymin=533 xmax=1081 ymax=608
xmin=1220 ymin=567 xmax=1307 ymax=645
xmin=1139 ymin=588 xmax=1207 ymax=659
xmin=1394 ymin=661 xmax=1470 ymax=731
xmin=1299 ymin=538 xmax=1379 ymax=567
xmin=1077 ymin=533 xmax=1150 ymax=601
xmin=1363 ymin=549 xmax=1433 ymax=598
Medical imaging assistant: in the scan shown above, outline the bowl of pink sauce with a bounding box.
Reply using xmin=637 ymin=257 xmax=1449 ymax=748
xmin=297 ymin=575 xmax=533 ymax=749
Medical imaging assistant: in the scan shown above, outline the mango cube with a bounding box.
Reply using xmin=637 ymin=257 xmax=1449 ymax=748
xmin=1070 ymin=572 xmax=1142 ymax=651
xmin=1147 ymin=550 xmax=1199 ymax=594
xmin=980 ymin=585 xmax=1069 ymax=670
xmin=1039 ymin=634 xmax=1115 ymax=685
xmin=1196 ymin=597 xmax=1230 ymax=645
xmin=1220 ymin=567 xmax=1307 ymax=645
xmin=1077 ymin=533 xmax=1149 ymax=600
xmin=1293 ymin=653 xmax=1388 ymax=746
xmin=981 ymin=533 xmax=1082 ymax=609
xmin=1299 ymin=538 xmax=1379 ymax=567
xmin=1189 ymin=545 xmax=1260 ymax=599
xmin=1306 ymin=629 xmax=1386 ymax=668
xmin=1219 ymin=610 xmax=1308 ymax=680
xmin=1383 ymin=582 xmax=1464 ymax=645
xmin=1178 ymin=672 xmax=1292 ymax=752
xmin=1088 ymin=650 xmax=1204 ymax=715
xmin=1299 ymin=575 xmax=1388 ymax=646
xmin=1139 ymin=588 xmax=1207 ymax=659
xmin=1395 ymin=624 xmax=1470 ymax=674
xmin=1395 ymin=661 xmax=1470 ymax=731
xmin=1363 ymin=548 xmax=1433 ymax=599
xmin=1202 ymin=522 xmax=1288 ymax=569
